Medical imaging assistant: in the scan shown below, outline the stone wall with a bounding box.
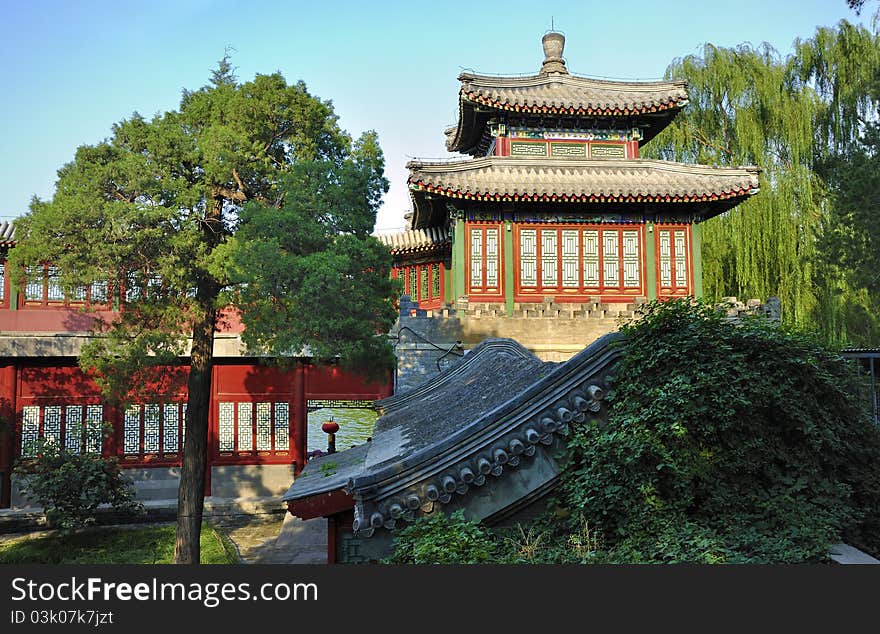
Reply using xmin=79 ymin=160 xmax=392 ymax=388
xmin=391 ymin=295 xmax=783 ymax=395
xmin=391 ymin=295 xmax=637 ymax=393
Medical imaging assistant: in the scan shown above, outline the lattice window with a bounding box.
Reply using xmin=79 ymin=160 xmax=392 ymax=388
xmin=124 ymin=406 xmax=141 ymax=454
xmin=420 ymin=267 xmax=429 ymax=301
xmin=520 ymin=229 xmax=537 ymax=286
xmin=622 ymin=230 xmax=641 ymax=288
xmin=218 ymin=402 xmax=235 ymax=452
xmin=256 ymin=402 xmax=272 ymax=451
xmin=46 ymin=266 xmax=64 ymax=301
xmin=20 ymin=404 xmax=104 ymax=457
xmin=144 ymin=404 xmax=160 ymax=453
xmin=65 ymin=405 xmax=83 ymax=453
xmin=657 ymin=227 xmax=690 ymax=294
xmin=408 ymin=268 xmax=417 ymax=299
xmin=602 ymin=231 xmax=620 ymax=287
xmin=217 ymin=401 xmax=291 ymax=455
xmin=124 ymin=402 xmax=185 ymax=458
xmin=674 ymin=230 xmax=688 ymax=287
xmin=583 ymin=230 xmax=600 ymax=286
xmin=0 ymin=262 xmax=5 ymax=300
xmin=237 ymin=402 xmax=253 ymax=451
xmin=20 ymin=406 xmax=40 ymax=457
xmin=541 ymin=230 xmax=558 ymax=286
xmin=42 ymin=406 xmax=62 ymax=444
xmin=25 ymin=266 xmax=43 ymax=301
xmin=485 ymin=229 xmax=499 ymax=287
xmin=274 ymin=403 xmax=289 ymax=451
xmin=431 ymin=263 xmax=441 ymax=298
xmin=561 ymin=230 xmax=579 ymax=287
xmin=90 ymin=280 xmax=108 ymax=304
xmin=470 ymin=229 xmax=483 ymax=287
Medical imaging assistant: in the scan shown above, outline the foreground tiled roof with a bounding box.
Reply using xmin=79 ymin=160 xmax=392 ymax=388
xmin=0 ymin=221 xmax=15 ymax=246
xmin=376 ymin=226 xmax=450 ymax=256
xmin=284 ymin=334 xmax=624 ymax=535
xmin=409 ymin=156 xmax=757 ymax=214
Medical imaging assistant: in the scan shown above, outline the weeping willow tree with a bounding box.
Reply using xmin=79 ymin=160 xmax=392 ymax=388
xmin=646 ymin=21 xmax=880 ymax=343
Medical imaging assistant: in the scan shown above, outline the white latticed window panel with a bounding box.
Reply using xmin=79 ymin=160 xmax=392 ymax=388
xmin=541 ymin=230 xmax=558 ymax=286
xmin=659 ymin=231 xmax=672 ymax=286
xmin=237 ymin=402 xmax=253 ymax=451
xmin=85 ymin=405 xmax=103 ymax=454
xmin=90 ymin=280 xmax=108 ymax=303
xmin=123 ymin=406 xmax=141 ymax=455
xmin=65 ymin=405 xmax=83 ymax=453
xmin=46 ymin=267 xmax=63 ymax=301
xmin=603 ymin=231 xmax=620 ymax=287
xmin=256 ymin=402 xmax=272 ymax=451
xmin=218 ymin=402 xmax=235 ymax=452
xmin=470 ymin=230 xmax=483 ymax=287
xmin=582 ymin=230 xmax=600 ymax=286
xmin=520 ymin=229 xmax=537 ymax=286
xmin=561 ymin=230 xmax=580 ymax=287
xmin=674 ymin=230 xmax=688 ymax=287
xmin=274 ymin=403 xmax=289 ymax=451
xmin=485 ymin=229 xmax=499 ymax=287
xmin=622 ymin=231 xmax=641 ymax=288
xmin=25 ymin=266 xmax=43 ymax=301
xmin=20 ymin=406 xmax=40 ymax=457
xmin=0 ymin=262 xmax=5 ymax=300
xmin=163 ymin=403 xmax=179 ymax=454
xmin=42 ymin=405 xmax=62 ymax=445
xmin=143 ymin=404 xmax=160 ymax=453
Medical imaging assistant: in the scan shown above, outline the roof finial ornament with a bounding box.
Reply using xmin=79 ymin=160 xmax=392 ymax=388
xmin=540 ymin=27 xmax=568 ymax=76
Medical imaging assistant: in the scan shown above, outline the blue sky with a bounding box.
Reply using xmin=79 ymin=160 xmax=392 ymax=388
xmin=1 ymin=0 xmax=871 ymax=231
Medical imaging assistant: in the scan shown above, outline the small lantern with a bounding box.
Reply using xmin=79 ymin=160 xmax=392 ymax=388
xmin=322 ymin=418 xmax=340 ymax=454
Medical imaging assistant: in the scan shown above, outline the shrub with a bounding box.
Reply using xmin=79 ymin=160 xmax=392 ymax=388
xmin=557 ymin=298 xmax=880 ymax=563
xmin=385 ymin=510 xmax=499 ymax=564
xmin=14 ymin=438 xmax=144 ymax=531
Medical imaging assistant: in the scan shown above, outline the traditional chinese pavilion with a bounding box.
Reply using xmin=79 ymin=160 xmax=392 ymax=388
xmin=381 ymin=31 xmax=759 ymax=332
xmin=288 ymin=32 xmax=762 ymax=561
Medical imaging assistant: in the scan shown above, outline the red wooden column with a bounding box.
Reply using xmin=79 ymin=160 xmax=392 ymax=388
xmin=0 ymin=365 xmax=17 ymax=508
xmin=292 ymin=362 xmax=307 ymax=476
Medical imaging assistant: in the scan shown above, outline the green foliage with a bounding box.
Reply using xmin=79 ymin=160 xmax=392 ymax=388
xmin=556 ymin=298 xmax=880 ymax=563
xmin=14 ymin=439 xmax=144 ymax=531
xmin=645 ymin=22 xmax=880 ymax=345
xmin=9 ymin=59 xmax=397 ymax=398
xmin=385 ymin=510 xmax=500 ymax=564
xmin=0 ymin=523 xmax=236 ymax=564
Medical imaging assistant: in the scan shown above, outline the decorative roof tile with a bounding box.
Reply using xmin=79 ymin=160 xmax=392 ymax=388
xmin=376 ymin=226 xmax=450 ymax=256
xmin=0 ymin=221 xmax=15 ymax=246
xmin=406 ymin=156 xmax=760 ymax=226
xmin=458 ymin=73 xmax=689 ymax=118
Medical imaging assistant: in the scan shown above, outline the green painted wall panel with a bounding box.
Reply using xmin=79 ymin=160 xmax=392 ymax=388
xmin=504 ymin=222 xmax=514 ymax=316
xmin=692 ymin=222 xmax=703 ymax=298
xmin=645 ymin=223 xmax=657 ymax=301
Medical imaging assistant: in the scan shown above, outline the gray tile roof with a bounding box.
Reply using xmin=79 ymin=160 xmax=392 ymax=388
xmin=459 ymin=72 xmax=689 ymax=117
xmin=0 ymin=221 xmax=15 ymax=246
xmin=284 ymin=333 xmax=625 ymax=537
xmin=447 ymin=72 xmax=689 ymax=154
xmin=376 ymin=226 xmax=450 ymax=256
xmin=409 ymin=156 xmax=759 ymax=200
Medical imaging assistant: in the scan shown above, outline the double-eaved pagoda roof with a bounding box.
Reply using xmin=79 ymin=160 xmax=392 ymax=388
xmin=407 ymin=157 xmax=761 ymax=228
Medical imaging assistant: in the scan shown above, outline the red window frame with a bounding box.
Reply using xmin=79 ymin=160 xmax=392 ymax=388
xmin=213 ymin=399 xmax=293 ymax=464
xmin=655 ymin=224 xmax=693 ymax=299
xmin=392 ymin=262 xmax=445 ymax=309
xmin=120 ymin=401 xmax=187 ymax=465
xmin=17 ymin=402 xmax=107 ymax=459
xmin=513 ymin=224 xmax=645 ymax=303
xmin=465 ymin=222 xmax=504 ymax=300
xmin=19 ymin=263 xmax=113 ymax=310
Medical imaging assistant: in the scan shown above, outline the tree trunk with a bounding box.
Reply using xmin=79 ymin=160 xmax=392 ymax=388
xmin=174 ymin=196 xmax=224 ymax=564
xmin=174 ymin=293 xmax=217 ymax=564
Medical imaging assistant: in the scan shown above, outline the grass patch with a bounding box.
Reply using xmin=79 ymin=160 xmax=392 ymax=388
xmin=0 ymin=522 xmax=239 ymax=564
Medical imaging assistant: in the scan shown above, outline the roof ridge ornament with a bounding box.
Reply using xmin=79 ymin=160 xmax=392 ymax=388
xmin=540 ymin=31 xmax=568 ymax=76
